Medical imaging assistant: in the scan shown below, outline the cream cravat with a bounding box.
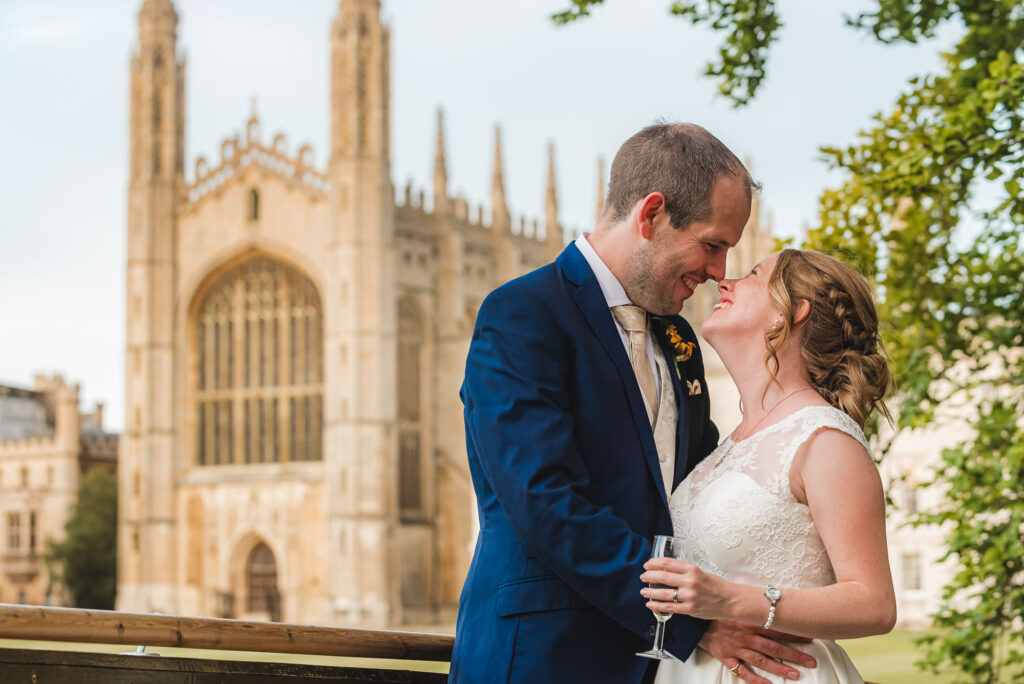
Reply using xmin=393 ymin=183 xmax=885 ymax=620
xmin=611 ymin=305 xmax=659 ymax=427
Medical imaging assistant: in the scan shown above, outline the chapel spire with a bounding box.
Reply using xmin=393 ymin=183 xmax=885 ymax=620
xmin=330 ymin=0 xmax=389 ymax=162
xmin=131 ymin=0 xmax=183 ymax=183
xmin=545 ymin=142 xmax=562 ymax=254
xmin=491 ymin=125 xmax=509 ymax=231
xmin=433 ymin=108 xmax=448 ymax=213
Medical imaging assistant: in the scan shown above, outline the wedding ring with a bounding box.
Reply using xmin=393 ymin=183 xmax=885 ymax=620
xmin=729 ymin=662 xmax=741 ymax=677
xmin=671 ymin=588 xmax=679 ymax=602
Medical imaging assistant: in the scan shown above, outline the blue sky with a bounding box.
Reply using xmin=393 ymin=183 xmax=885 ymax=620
xmin=0 ymin=0 xmax=953 ymax=430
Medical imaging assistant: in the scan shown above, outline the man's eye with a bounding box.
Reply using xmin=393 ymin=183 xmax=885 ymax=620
xmin=705 ymin=242 xmax=720 ymax=252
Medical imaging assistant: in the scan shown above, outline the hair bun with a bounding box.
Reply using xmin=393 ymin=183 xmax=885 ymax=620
xmin=766 ymin=250 xmax=891 ymax=429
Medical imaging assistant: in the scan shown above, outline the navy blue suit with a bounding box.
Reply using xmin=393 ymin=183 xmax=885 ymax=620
xmin=449 ymin=243 xmax=720 ymax=683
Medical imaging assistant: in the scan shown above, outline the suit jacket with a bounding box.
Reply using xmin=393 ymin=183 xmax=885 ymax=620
xmin=449 ymin=243 xmax=720 ymax=683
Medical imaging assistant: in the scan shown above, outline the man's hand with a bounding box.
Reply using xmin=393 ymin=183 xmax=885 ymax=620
xmin=699 ymin=620 xmax=817 ymax=683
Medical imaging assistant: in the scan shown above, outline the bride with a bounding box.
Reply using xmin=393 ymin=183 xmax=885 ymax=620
xmin=643 ymin=249 xmax=897 ymax=683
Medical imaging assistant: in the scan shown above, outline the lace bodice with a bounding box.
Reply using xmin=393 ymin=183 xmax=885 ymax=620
xmin=669 ymin=405 xmax=870 ymax=589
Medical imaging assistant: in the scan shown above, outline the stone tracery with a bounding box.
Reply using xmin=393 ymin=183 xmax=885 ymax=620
xmin=193 ymin=255 xmax=323 ymax=466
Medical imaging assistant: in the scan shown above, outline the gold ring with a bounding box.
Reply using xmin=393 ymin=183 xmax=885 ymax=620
xmin=671 ymin=588 xmax=679 ymax=602
xmin=729 ymin=663 xmax=741 ymax=677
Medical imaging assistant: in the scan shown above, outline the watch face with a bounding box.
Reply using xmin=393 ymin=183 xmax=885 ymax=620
xmin=766 ymin=587 xmax=782 ymax=601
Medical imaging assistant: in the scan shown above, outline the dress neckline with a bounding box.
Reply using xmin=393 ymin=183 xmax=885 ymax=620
xmin=725 ymin=404 xmax=836 ymax=446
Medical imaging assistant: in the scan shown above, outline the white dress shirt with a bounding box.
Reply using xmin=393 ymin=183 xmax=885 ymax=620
xmin=574 ymin=234 xmax=662 ymax=396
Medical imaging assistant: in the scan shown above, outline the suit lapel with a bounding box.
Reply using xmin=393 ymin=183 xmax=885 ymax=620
xmin=558 ymin=244 xmax=670 ymax=512
xmin=653 ymin=329 xmax=693 ymax=492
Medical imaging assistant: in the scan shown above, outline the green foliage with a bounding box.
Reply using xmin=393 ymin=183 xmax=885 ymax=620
xmin=912 ymin=401 xmax=1024 ymax=683
xmin=553 ymin=0 xmax=1024 ymax=679
xmin=801 ymin=4 xmax=1024 ymax=681
xmin=551 ymin=0 xmax=605 ymax=25
xmin=46 ymin=468 xmax=118 ymax=609
xmin=668 ymin=0 xmax=781 ymax=105
xmin=552 ymin=0 xmax=782 ymax=105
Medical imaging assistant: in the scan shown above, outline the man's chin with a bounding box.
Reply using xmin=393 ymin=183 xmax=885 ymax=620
xmin=652 ymin=302 xmax=685 ymax=317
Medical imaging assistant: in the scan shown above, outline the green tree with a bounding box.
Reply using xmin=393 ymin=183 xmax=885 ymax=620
xmin=47 ymin=468 xmax=118 ymax=609
xmin=556 ymin=2 xmax=1024 ymax=681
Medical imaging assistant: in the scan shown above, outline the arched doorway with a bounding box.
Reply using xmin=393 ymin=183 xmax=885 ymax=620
xmin=246 ymin=542 xmax=281 ymax=622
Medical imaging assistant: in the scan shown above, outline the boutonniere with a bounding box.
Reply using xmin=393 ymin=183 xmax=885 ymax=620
xmin=665 ymin=325 xmax=695 ymax=364
xmin=652 ymin=318 xmax=696 ymax=381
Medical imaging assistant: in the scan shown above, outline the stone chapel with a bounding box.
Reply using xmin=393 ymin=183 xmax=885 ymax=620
xmin=117 ymin=0 xmax=774 ymax=628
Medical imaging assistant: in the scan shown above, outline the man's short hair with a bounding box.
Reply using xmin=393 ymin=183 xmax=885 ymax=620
xmin=606 ymin=122 xmax=758 ymax=230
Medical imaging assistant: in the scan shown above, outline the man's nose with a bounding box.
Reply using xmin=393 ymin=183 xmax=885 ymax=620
xmin=708 ymin=252 xmax=728 ymax=282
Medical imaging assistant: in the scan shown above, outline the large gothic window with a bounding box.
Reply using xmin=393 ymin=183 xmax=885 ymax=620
xmin=194 ymin=256 xmax=323 ymax=466
xmin=397 ymin=297 xmax=424 ymax=518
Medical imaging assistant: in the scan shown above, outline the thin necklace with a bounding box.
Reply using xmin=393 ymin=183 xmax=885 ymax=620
xmin=732 ymin=387 xmax=815 ymax=442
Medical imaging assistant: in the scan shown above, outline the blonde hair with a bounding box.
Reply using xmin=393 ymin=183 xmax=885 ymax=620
xmin=764 ymin=249 xmax=892 ymax=429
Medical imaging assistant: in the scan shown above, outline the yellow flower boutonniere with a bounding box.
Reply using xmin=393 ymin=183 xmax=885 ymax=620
xmin=654 ymin=322 xmax=696 ymax=381
xmin=666 ymin=325 xmax=695 ymax=364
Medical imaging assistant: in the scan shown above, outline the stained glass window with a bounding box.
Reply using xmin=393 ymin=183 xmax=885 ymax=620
xmin=195 ymin=257 xmax=323 ymax=465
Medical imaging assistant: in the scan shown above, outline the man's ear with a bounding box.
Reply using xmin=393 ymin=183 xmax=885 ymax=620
xmin=636 ymin=193 xmax=665 ymax=240
xmin=793 ymin=299 xmax=811 ymax=326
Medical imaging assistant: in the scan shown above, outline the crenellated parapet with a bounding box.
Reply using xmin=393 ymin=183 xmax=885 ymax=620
xmin=0 ymin=436 xmax=58 ymax=456
xmin=184 ymin=108 xmax=328 ymax=207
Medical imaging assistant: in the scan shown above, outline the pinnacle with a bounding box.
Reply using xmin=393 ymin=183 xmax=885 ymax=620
xmin=140 ymin=0 xmax=177 ymax=15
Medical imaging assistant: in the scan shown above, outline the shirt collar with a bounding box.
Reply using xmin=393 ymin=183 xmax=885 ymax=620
xmin=574 ymin=233 xmax=632 ymax=308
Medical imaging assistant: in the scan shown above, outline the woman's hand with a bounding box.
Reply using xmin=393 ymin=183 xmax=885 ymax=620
xmin=640 ymin=558 xmax=735 ymax=621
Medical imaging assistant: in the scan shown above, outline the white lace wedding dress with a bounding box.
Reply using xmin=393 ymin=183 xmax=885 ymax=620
xmin=655 ymin=405 xmax=867 ymax=684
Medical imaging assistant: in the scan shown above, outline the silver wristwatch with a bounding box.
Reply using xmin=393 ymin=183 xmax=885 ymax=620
xmin=763 ymin=585 xmax=782 ymax=629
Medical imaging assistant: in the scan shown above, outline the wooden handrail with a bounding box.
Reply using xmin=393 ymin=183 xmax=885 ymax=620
xmin=0 ymin=604 xmax=454 ymax=662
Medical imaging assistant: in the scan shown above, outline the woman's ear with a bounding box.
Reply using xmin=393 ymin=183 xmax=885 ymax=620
xmin=792 ymin=299 xmax=811 ymax=326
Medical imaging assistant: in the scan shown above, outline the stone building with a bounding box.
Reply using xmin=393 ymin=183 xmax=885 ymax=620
xmin=0 ymin=376 xmax=116 ymax=605
xmin=878 ymin=426 xmax=961 ymax=628
xmin=115 ymin=0 xmax=776 ymax=629
xmin=118 ymin=0 xmax=566 ymax=628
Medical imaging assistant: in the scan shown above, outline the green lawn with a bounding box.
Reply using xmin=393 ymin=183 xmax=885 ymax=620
xmin=840 ymin=630 xmax=957 ymax=684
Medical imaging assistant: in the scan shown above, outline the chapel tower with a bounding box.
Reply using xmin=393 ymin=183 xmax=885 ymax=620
xmin=120 ymin=0 xmax=185 ymax=613
xmin=325 ymin=0 xmax=402 ymax=626
xmin=115 ymin=0 xmax=614 ymax=628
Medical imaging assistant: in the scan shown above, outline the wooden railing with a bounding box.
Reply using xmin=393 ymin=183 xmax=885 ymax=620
xmin=0 ymin=604 xmax=886 ymax=682
xmin=0 ymin=603 xmax=453 ymax=683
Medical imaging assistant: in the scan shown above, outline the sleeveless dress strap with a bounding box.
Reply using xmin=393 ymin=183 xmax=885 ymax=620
xmin=774 ymin=406 xmax=871 ymax=497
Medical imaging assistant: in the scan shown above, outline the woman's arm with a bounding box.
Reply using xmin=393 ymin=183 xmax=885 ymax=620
xmin=641 ymin=428 xmax=897 ymax=640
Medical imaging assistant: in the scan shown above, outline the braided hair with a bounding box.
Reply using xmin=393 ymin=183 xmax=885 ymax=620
xmin=763 ymin=249 xmax=892 ymax=429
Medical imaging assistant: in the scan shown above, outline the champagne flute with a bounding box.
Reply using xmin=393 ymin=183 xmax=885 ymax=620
xmin=636 ymin=534 xmax=687 ymax=660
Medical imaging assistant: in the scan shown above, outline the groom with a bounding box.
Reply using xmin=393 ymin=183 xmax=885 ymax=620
xmin=449 ymin=124 xmax=815 ymax=683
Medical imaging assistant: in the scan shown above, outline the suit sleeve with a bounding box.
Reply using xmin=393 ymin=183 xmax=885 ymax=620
xmin=463 ymin=287 xmax=707 ymax=655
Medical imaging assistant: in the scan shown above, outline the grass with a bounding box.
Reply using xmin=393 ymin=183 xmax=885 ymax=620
xmin=840 ymin=630 xmax=958 ymax=684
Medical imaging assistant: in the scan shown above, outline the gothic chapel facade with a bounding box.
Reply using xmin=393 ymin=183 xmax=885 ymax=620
xmin=119 ymin=0 xmax=568 ymax=628
xmin=119 ymin=0 xmax=773 ymax=628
